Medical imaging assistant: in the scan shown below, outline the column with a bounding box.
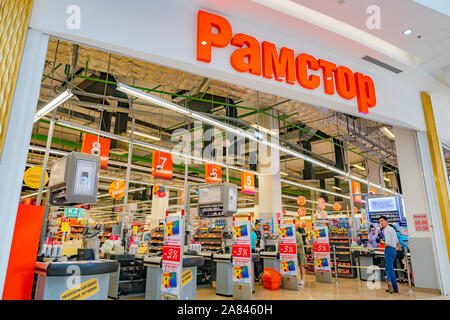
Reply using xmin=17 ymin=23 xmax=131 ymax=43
xmin=0 ymin=6 xmax=49 ymax=296
xmin=257 ymin=110 xmax=282 ymax=229
xmin=150 ymin=193 xmax=169 ymax=227
xmin=393 ymin=127 xmax=441 ymax=290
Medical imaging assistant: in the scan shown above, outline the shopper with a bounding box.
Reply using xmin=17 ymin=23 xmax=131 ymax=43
xmin=391 ymin=224 xmax=409 ymax=282
xmin=379 ymin=216 xmax=400 ymax=294
xmin=252 ymin=220 xmax=263 ymax=281
xmin=369 ymin=225 xmax=378 ymax=248
xmin=297 ymin=222 xmax=308 ymax=245
xmin=296 ymin=229 xmax=306 ymax=286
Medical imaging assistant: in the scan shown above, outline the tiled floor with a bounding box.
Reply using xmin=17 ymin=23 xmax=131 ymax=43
xmin=128 ymin=274 xmax=447 ymax=300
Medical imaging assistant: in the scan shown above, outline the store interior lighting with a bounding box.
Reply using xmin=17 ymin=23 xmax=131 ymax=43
xmin=116 ymin=83 xmax=396 ymax=194
xmin=128 ymin=130 xmax=161 ymax=141
xmin=381 ymin=126 xmax=395 ymax=139
xmin=33 ymin=89 xmax=73 ymax=123
xmin=352 ymin=164 xmax=366 ymax=171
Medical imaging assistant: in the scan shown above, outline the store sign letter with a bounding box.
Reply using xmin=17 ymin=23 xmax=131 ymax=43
xmin=196 ymin=10 xmax=376 ymax=114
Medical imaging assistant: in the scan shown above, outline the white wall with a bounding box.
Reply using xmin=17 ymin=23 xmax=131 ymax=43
xmin=29 ymin=0 xmax=450 ymax=140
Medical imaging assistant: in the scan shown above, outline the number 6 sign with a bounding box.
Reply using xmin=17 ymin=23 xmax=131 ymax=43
xmin=205 ymin=163 xmax=222 ymax=183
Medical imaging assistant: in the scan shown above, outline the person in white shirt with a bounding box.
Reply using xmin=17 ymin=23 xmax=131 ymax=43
xmin=379 ymin=216 xmax=400 ymax=293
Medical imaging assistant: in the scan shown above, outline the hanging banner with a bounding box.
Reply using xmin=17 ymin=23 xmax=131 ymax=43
xmin=279 ymin=222 xmax=298 ymax=276
xmin=351 ymin=181 xmax=362 ymax=203
xmin=297 ymin=196 xmax=306 ymax=206
xmin=64 ymin=207 xmax=86 ymax=219
xmin=23 ymin=166 xmax=48 ymax=189
xmin=313 ymin=222 xmax=331 ymax=272
xmin=259 ymin=218 xmax=274 ymax=237
xmin=152 ymin=151 xmax=173 ymax=180
xmin=318 ymin=197 xmax=327 ymax=210
xmin=109 ymin=180 xmax=126 ymax=199
xmin=241 ymin=171 xmax=255 ymax=194
xmin=297 ymin=207 xmax=307 ymax=217
xmin=232 ymin=219 xmax=252 ymax=285
xmin=205 ymin=163 xmax=222 ymax=183
xmin=161 ymin=214 xmax=184 ymax=298
xmin=333 ymin=202 xmax=342 ymax=211
xmin=81 ymin=133 xmax=111 ymax=170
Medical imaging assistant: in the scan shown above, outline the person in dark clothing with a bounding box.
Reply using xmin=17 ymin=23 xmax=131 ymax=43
xmin=252 ymin=220 xmax=263 ymax=281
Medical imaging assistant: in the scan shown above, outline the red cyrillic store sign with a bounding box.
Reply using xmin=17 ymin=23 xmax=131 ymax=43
xmin=196 ymin=10 xmax=376 ymax=114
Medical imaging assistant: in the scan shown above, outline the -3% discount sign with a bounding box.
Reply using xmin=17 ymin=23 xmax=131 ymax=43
xmin=162 ymin=245 xmax=181 ymax=262
xmin=232 ymin=244 xmax=251 ymax=258
xmin=279 ymin=243 xmax=297 ymax=255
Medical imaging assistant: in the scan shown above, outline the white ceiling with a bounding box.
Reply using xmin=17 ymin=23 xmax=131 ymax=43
xmin=290 ymin=0 xmax=450 ymax=86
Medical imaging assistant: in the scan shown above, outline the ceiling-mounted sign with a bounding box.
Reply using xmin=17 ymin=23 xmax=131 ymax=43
xmin=205 ymin=163 xmax=222 ymax=183
xmin=297 ymin=196 xmax=306 ymax=206
xmin=318 ymin=197 xmax=326 ymax=210
xmin=109 ymin=180 xmax=126 ymax=199
xmin=333 ymin=202 xmax=342 ymax=211
xmin=241 ymin=171 xmax=255 ymax=194
xmin=152 ymin=151 xmax=173 ymax=180
xmin=197 ymin=10 xmax=376 ymax=114
xmin=81 ymin=133 xmax=111 ymax=170
xmin=23 ymin=166 xmax=48 ymax=189
xmin=64 ymin=207 xmax=86 ymax=219
xmin=351 ymin=181 xmax=362 ymax=203
xmin=297 ymin=207 xmax=307 ymax=217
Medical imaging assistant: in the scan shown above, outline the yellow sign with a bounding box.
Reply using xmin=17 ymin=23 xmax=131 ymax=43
xmin=109 ymin=180 xmax=126 ymax=199
xmin=133 ymin=225 xmax=138 ymax=235
xmin=61 ymin=221 xmax=69 ymax=232
xmin=181 ymin=269 xmax=193 ymax=286
xmin=60 ymin=278 xmax=99 ymax=300
xmin=23 ymin=167 xmax=48 ymax=189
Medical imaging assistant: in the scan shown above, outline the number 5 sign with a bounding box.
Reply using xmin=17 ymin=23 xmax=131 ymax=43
xmin=241 ymin=171 xmax=255 ymax=194
xmin=152 ymin=151 xmax=173 ymax=180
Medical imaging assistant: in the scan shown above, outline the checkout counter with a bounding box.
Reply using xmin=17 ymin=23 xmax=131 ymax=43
xmin=34 ymin=260 xmax=118 ymax=300
xmin=143 ymin=253 xmax=204 ymax=300
xmin=107 ymin=253 xmax=146 ymax=299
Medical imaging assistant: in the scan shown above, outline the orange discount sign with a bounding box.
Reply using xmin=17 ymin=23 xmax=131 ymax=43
xmin=333 ymin=202 xmax=342 ymax=211
xmin=241 ymin=171 xmax=255 ymax=194
xmin=205 ymin=163 xmax=222 ymax=183
xmin=297 ymin=207 xmax=307 ymax=216
xmin=109 ymin=180 xmax=126 ymax=199
xmin=318 ymin=197 xmax=326 ymax=210
xmin=351 ymin=181 xmax=362 ymax=203
xmin=297 ymin=196 xmax=306 ymax=206
xmin=152 ymin=151 xmax=173 ymax=180
xmin=81 ymin=133 xmax=111 ymax=170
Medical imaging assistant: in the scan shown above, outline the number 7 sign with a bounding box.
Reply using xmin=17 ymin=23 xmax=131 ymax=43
xmin=152 ymin=151 xmax=173 ymax=180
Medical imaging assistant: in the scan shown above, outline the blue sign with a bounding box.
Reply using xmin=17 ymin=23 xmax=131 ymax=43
xmin=64 ymin=207 xmax=86 ymax=218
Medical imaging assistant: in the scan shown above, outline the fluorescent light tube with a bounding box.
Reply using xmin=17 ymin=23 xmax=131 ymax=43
xmin=128 ymin=130 xmax=161 ymax=141
xmin=332 ymin=186 xmax=342 ymax=191
xmin=352 ymin=164 xmax=366 ymax=171
xmin=34 ymin=89 xmax=73 ymax=123
xmin=381 ymin=127 xmax=395 ymax=139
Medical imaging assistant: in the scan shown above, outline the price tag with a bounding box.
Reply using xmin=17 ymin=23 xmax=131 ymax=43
xmin=61 ymin=220 xmax=69 ymax=232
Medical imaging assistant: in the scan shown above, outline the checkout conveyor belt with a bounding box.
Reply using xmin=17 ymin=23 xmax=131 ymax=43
xmin=34 ymin=260 xmax=119 ymax=300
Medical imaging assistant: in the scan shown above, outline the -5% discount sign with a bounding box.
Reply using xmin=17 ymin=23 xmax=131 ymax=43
xmin=162 ymin=245 xmax=181 ymax=262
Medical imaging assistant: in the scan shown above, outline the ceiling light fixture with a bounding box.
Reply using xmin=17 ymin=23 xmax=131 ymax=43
xmin=381 ymin=126 xmax=395 ymax=139
xmin=332 ymin=186 xmax=342 ymax=191
xmin=34 ymin=89 xmax=73 ymax=123
xmin=251 ymin=123 xmax=278 ymax=136
xmin=352 ymin=164 xmax=366 ymax=171
xmin=403 ymin=28 xmax=413 ymax=35
xmin=128 ymin=130 xmax=161 ymax=141
xmin=384 ymin=177 xmax=391 ymax=182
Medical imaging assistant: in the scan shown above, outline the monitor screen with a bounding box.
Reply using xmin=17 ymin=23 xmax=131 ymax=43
xmin=367 ymin=196 xmax=398 ymax=213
